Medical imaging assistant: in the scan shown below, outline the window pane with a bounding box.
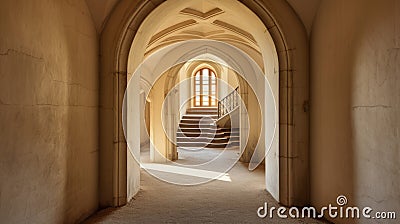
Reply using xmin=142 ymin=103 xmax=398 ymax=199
xmin=195 ymin=96 xmax=200 ymax=106
xmin=203 ymin=69 xmax=209 ymax=76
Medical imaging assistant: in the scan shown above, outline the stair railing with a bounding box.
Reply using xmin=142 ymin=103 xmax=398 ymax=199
xmin=218 ymin=87 xmax=239 ymax=118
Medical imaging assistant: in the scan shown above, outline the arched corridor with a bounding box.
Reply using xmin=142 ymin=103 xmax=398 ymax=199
xmin=104 ymin=0 xmax=309 ymax=211
xmin=0 ymin=0 xmax=399 ymax=223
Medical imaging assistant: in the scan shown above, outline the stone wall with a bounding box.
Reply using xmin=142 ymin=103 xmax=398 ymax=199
xmin=310 ymin=0 xmax=400 ymax=223
xmin=0 ymin=0 xmax=99 ymax=223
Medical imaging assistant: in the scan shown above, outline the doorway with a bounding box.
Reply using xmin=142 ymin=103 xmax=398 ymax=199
xmin=99 ymin=0 xmax=310 ymax=208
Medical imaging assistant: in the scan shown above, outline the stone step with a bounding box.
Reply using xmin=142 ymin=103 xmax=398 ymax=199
xmin=220 ymin=127 xmax=239 ymax=132
xmin=179 ymin=119 xmax=204 ymax=124
xmin=186 ymin=110 xmax=218 ymax=115
xmin=177 ymin=142 xmax=227 ymax=148
xmin=176 ymin=107 xmax=239 ymax=149
xmin=229 ymin=136 xmax=240 ymax=141
xmin=179 ymin=123 xmax=217 ymax=128
xmin=224 ymin=132 xmax=240 ymax=137
xmin=182 ymin=115 xmax=218 ymax=120
xmin=177 ymin=132 xmax=226 ymax=138
xmin=187 ymin=107 xmax=218 ymax=111
xmin=204 ymin=143 xmax=228 ymax=148
xmin=176 ymin=128 xmax=234 ymax=134
xmin=176 ymin=137 xmax=229 ymax=143
xmin=227 ymin=141 xmax=240 ymax=147
xmin=177 ymin=127 xmax=222 ymax=133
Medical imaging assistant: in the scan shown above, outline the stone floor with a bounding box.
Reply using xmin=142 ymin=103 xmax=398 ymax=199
xmin=83 ymin=149 xmax=329 ymax=224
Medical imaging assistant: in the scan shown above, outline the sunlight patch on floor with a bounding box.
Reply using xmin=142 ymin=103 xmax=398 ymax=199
xmin=140 ymin=163 xmax=232 ymax=182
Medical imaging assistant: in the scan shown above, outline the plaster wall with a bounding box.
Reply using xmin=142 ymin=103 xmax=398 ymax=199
xmin=140 ymin=92 xmax=149 ymax=146
xmin=0 ymin=0 xmax=99 ymax=223
xmin=218 ymin=66 xmax=229 ymax=100
xmin=286 ymin=0 xmax=321 ymax=36
xmin=310 ymin=0 xmax=400 ymax=223
xmin=149 ymin=75 xmax=169 ymax=162
xmin=239 ymin=84 xmax=262 ymax=163
xmin=127 ymin=74 xmax=141 ymax=201
xmin=179 ymin=65 xmax=190 ymax=117
xmin=227 ymin=70 xmax=239 ymax=90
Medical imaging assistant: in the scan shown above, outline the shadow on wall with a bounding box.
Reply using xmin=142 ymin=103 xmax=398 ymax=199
xmin=60 ymin=0 xmax=100 ymax=223
xmin=311 ymin=0 xmax=400 ymax=223
xmin=0 ymin=0 xmax=99 ymax=223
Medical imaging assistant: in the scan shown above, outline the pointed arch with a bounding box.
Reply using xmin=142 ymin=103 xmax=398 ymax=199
xmin=100 ymin=0 xmax=309 ymax=207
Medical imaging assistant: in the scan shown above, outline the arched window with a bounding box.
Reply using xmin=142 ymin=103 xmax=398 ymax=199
xmin=194 ymin=68 xmax=217 ymax=107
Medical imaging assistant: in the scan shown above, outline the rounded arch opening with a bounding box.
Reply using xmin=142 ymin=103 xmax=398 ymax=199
xmin=100 ymin=0 xmax=309 ymax=208
xmin=193 ymin=67 xmax=218 ymax=107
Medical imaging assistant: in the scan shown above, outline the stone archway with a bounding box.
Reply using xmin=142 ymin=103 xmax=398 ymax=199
xmin=99 ymin=0 xmax=309 ymax=208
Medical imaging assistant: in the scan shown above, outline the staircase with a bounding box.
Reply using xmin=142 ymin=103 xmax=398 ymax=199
xmin=176 ymin=107 xmax=239 ymax=149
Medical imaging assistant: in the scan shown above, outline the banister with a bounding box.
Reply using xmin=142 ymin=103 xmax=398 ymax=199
xmin=218 ymin=87 xmax=239 ymax=118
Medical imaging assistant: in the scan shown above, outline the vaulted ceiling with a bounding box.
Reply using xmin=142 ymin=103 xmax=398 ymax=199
xmin=84 ymin=0 xmax=119 ymax=31
xmin=84 ymin=0 xmax=321 ymax=36
xmin=143 ymin=4 xmax=262 ymax=58
xmin=84 ymin=0 xmax=320 ymax=70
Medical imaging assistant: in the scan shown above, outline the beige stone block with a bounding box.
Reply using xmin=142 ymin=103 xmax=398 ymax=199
xmin=279 ymin=156 xmax=290 ymax=205
xmin=279 ymin=124 xmax=288 ymax=158
xmin=239 ymin=0 xmax=276 ymax=29
xmin=279 ymin=70 xmax=288 ymax=88
xmin=279 ymin=86 xmax=288 ymax=124
xmin=286 ymin=124 xmax=295 ymax=157
xmin=268 ymin=26 xmax=286 ymax=53
xmin=99 ymin=73 xmax=114 ymax=109
xmin=291 ymin=156 xmax=309 ymax=206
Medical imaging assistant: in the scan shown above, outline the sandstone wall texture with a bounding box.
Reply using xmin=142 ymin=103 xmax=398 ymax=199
xmin=311 ymin=0 xmax=400 ymax=223
xmin=0 ymin=0 xmax=99 ymax=223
